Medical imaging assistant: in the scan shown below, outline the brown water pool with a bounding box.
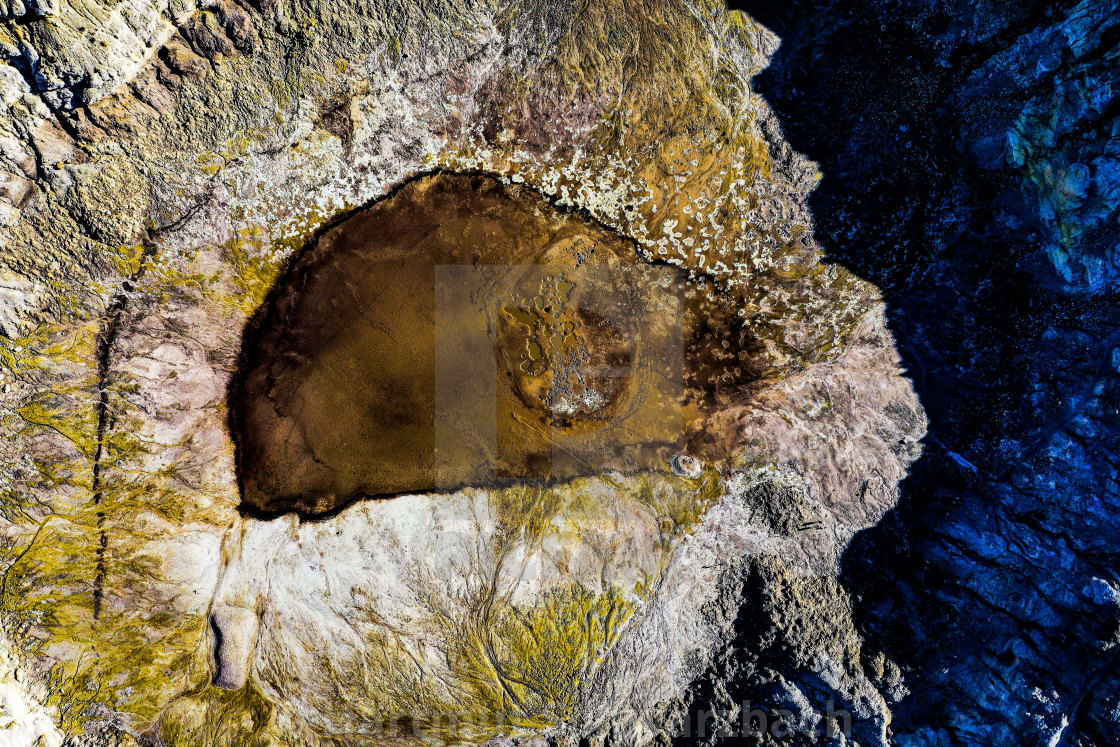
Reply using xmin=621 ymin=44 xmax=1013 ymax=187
xmin=231 ymin=172 xmax=753 ymax=515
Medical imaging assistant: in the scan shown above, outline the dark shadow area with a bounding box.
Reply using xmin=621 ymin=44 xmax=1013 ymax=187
xmin=690 ymin=0 xmax=1120 ymax=743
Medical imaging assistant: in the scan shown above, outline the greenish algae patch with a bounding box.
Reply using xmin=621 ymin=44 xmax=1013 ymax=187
xmin=109 ymin=243 xmax=148 ymax=279
xmin=423 ymin=472 xmax=720 ymax=740
xmin=15 ymin=388 xmax=101 ymax=459
xmin=0 ymin=321 xmax=99 ymax=378
xmin=2 ymin=376 xmax=209 ymax=737
xmin=212 ymin=202 xmax=335 ymax=318
xmin=491 ymin=484 xmax=564 ymax=544
xmin=627 ymin=467 xmax=725 ymax=534
xmin=1 ymin=506 xmax=209 ymax=735
xmin=219 ymin=228 xmax=287 ymax=315
xmin=494 ymin=584 xmax=634 ymax=725
xmin=426 ymin=583 xmax=638 ymax=743
xmin=150 ymin=584 xmax=635 ymax=746
xmin=157 ymin=682 xmax=277 ymax=747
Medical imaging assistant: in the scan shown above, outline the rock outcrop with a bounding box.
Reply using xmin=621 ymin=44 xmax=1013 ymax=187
xmin=730 ymin=0 xmax=1120 ymax=744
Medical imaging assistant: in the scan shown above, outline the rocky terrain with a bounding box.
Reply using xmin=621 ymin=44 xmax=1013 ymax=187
xmin=0 ymin=1 xmax=929 ymax=744
xmin=0 ymin=0 xmax=1111 ymax=745
xmin=710 ymin=0 xmax=1119 ymax=744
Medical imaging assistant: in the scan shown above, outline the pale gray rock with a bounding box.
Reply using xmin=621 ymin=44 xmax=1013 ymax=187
xmin=208 ymin=605 xmax=258 ymax=690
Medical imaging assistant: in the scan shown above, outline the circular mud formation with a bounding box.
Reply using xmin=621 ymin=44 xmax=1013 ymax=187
xmin=232 ymin=171 xmax=758 ymax=515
